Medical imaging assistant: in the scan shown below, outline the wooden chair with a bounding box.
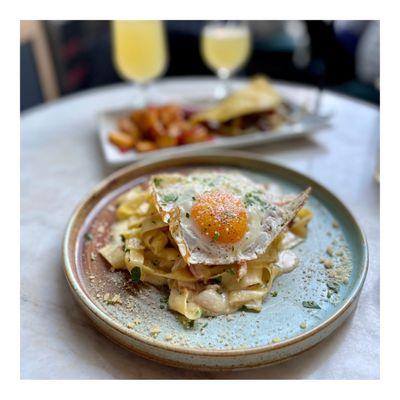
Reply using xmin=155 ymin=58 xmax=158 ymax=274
xmin=20 ymin=21 xmax=59 ymax=109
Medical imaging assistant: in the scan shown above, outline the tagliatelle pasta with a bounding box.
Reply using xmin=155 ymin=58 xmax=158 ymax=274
xmin=99 ymin=173 xmax=312 ymax=321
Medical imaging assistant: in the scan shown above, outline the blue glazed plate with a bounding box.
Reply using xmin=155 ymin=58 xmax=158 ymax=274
xmin=63 ymin=151 xmax=368 ymax=370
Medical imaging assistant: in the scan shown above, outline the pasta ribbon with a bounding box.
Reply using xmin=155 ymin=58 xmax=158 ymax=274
xmin=168 ymin=287 xmax=202 ymax=320
xmin=290 ymin=207 xmax=313 ymax=238
xmin=99 ymin=182 xmax=312 ymax=321
xmin=99 ymin=243 xmax=126 ymax=270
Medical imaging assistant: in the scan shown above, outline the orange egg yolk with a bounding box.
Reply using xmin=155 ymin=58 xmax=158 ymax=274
xmin=190 ymin=191 xmax=248 ymax=244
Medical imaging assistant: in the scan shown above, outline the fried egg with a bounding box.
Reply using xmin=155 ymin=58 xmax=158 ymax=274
xmin=150 ymin=171 xmax=310 ymax=265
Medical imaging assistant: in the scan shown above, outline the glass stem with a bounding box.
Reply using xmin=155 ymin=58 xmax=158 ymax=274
xmin=134 ymin=82 xmax=148 ymax=108
xmin=214 ymin=69 xmax=231 ymax=99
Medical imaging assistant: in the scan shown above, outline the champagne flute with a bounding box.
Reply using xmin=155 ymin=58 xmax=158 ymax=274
xmin=112 ymin=20 xmax=168 ymax=106
xmin=201 ymin=21 xmax=251 ymax=99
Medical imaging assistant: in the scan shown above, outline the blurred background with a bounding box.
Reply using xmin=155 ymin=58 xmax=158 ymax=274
xmin=20 ymin=20 xmax=379 ymax=112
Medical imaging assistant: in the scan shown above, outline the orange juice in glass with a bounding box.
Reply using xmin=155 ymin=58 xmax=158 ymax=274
xmin=201 ymin=22 xmax=251 ymax=98
xmin=112 ymin=20 xmax=168 ymax=104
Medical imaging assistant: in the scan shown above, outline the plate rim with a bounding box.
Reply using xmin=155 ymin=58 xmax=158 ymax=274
xmin=63 ymin=150 xmax=368 ymax=357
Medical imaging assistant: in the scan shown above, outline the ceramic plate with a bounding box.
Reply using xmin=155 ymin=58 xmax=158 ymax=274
xmin=63 ymin=151 xmax=368 ymax=370
xmin=98 ymin=100 xmax=330 ymax=166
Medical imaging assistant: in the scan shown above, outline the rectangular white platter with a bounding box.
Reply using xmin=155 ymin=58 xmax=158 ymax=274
xmin=98 ymin=97 xmax=330 ymax=166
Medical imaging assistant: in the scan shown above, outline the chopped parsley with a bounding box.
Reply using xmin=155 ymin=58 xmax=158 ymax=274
xmin=160 ymin=193 xmax=178 ymax=203
xmin=186 ymin=319 xmax=195 ymax=328
xmin=178 ymin=315 xmax=195 ymax=329
xmin=192 ymin=177 xmax=215 ymax=187
xmin=192 ymin=196 xmax=196 ymax=201
xmin=130 ymin=267 xmax=141 ymax=283
xmin=244 ymin=191 xmax=267 ymax=208
xmin=153 ymin=177 xmax=163 ymax=187
xmin=270 ymin=291 xmax=278 ymax=297
xmin=213 ymin=231 xmax=220 ymax=241
xmin=326 ymin=281 xmax=340 ymax=294
xmin=185 ymin=212 xmax=190 ymax=218
xmin=84 ymin=232 xmax=93 ymax=241
xmin=302 ymin=301 xmax=321 ymax=309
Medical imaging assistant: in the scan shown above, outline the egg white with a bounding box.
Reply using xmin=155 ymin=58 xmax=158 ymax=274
xmin=150 ymin=171 xmax=310 ymax=265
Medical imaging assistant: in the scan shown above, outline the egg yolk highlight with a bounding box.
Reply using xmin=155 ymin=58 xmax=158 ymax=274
xmin=191 ymin=191 xmax=248 ymax=244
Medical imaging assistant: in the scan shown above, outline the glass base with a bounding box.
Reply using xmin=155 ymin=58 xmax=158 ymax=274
xmin=213 ymin=83 xmax=229 ymax=100
xmin=131 ymin=83 xmax=170 ymax=108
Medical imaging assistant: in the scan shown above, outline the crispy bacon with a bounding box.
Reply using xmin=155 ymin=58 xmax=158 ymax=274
xmin=188 ymin=264 xmax=203 ymax=279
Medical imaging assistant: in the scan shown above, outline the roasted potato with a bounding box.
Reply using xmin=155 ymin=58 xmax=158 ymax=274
xmin=135 ymin=140 xmax=157 ymax=152
xmin=109 ymin=131 xmax=136 ymax=150
xmin=156 ymin=135 xmax=179 ymax=148
xmin=180 ymin=125 xmax=210 ymax=144
xmin=118 ymin=117 xmax=140 ymax=140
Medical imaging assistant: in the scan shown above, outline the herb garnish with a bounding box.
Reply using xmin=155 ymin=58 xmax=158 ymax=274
xmin=84 ymin=232 xmax=93 ymax=241
xmin=185 ymin=212 xmax=190 ymax=218
xmin=326 ymin=282 xmax=339 ymax=294
xmin=302 ymin=301 xmax=321 ymax=309
xmin=160 ymin=297 xmax=168 ymax=304
xmin=186 ymin=320 xmax=195 ymax=328
xmin=270 ymin=291 xmax=278 ymax=297
xmin=153 ymin=177 xmax=163 ymax=187
xmin=213 ymin=231 xmax=220 ymax=241
xmin=178 ymin=315 xmax=195 ymax=329
xmin=130 ymin=267 xmax=141 ymax=283
xmin=244 ymin=191 xmax=267 ymax=208
xmin=161 ymin=193 xmax=178 ymax=203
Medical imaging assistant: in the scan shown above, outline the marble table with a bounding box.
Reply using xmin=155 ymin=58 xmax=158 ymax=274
xmin=21 ymin=78 xmax=380 ymax=379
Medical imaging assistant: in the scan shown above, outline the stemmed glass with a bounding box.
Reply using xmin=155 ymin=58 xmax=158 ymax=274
xmin=201 ymin=21 xmax=251 ymax=99
xmin=112 ymin=20 xmax=168 ymax=106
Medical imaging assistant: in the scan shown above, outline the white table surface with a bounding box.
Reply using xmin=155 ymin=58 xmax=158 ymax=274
xmin=21 ymin=77 xmax=380 ymax=379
